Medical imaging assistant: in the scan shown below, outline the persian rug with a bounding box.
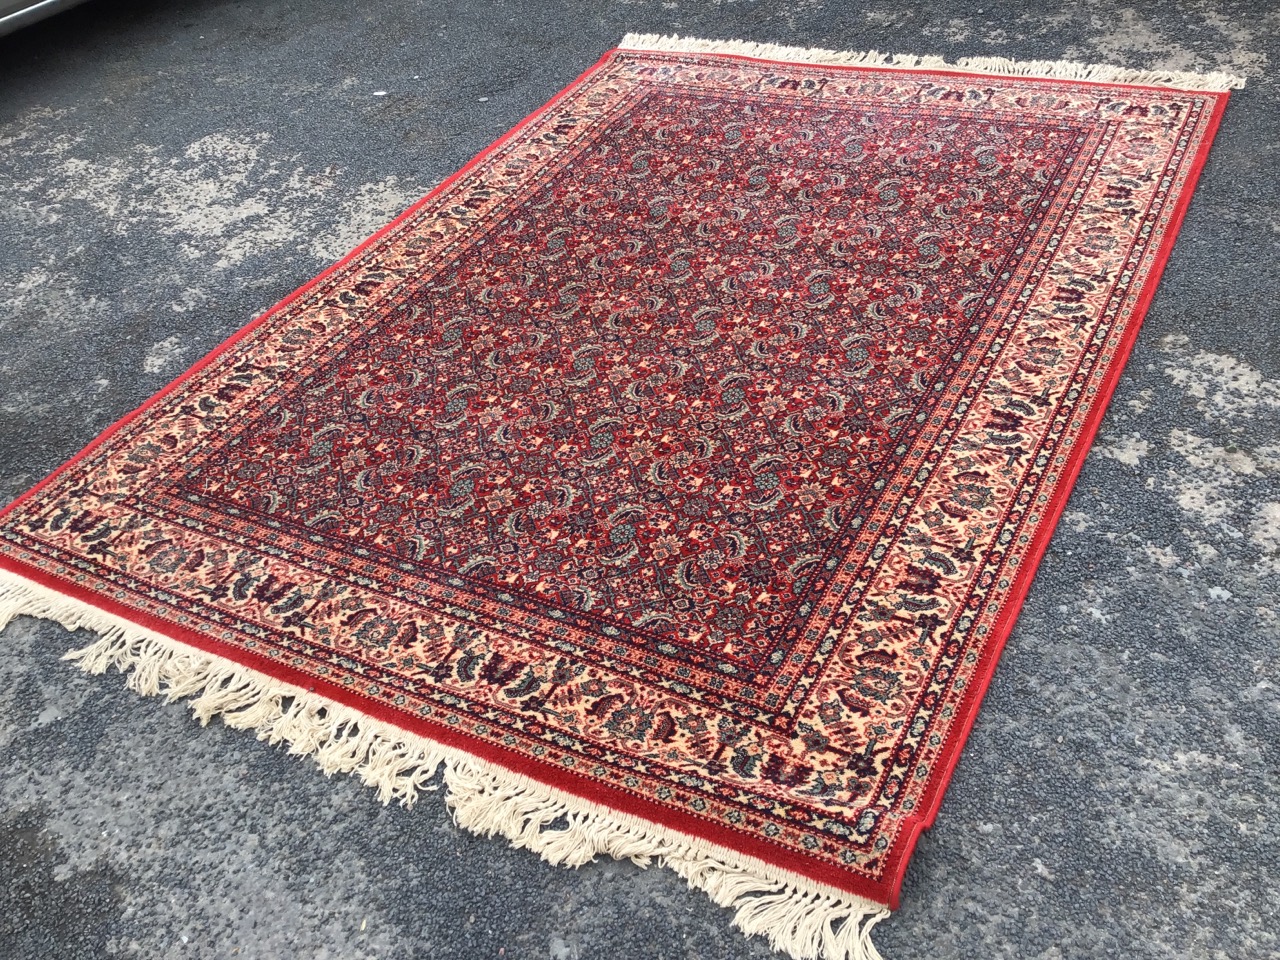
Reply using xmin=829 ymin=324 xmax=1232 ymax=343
xmin=0 ymin=34 xmax=1242 ymax=960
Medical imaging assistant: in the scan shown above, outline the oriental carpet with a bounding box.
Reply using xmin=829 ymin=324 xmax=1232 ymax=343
xmin=0 ymin=34 xmax=1243 ymax=960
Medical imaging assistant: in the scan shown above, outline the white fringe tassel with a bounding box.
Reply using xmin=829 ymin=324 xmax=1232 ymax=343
xmin=0 ymin=566 xmax=889 ymax=960
xmin=619 ymin=32 xmax=1247 ymax=92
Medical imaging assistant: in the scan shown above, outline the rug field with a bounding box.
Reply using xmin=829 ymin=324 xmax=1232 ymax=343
xmin=0 ymin=34 xmax=1241 ymax=960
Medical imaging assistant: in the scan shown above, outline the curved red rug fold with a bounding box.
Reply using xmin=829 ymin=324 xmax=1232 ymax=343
xmin=0 ymin=34 xmax=1238 ymax=960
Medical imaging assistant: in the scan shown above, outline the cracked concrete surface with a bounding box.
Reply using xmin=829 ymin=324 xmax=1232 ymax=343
xmin=1 ymin=1 xmax=1276 ymax=958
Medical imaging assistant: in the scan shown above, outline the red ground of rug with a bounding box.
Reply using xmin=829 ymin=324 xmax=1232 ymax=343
xmin=0 ymin=44 xmax=1230 ymax=908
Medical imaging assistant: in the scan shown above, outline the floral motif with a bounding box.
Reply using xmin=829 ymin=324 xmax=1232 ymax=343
xmin=0 ymin=49 xmax=1227 ymax=905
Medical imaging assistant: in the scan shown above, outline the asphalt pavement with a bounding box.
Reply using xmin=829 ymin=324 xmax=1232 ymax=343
xmin=1 ymin=1 xmax=1276 ymax=957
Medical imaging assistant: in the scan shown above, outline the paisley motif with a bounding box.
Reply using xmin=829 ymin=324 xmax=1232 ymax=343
xmin=0 ymin=47 xmax=1230 ymax=908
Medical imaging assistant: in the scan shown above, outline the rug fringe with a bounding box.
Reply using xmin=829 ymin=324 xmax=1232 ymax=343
xmin=618 ymin=33 xmax=1247 ymax=92
xmin=0 ymin=567 xmax=888 ymax=960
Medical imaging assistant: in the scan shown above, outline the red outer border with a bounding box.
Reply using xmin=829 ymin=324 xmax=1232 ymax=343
xmin=0 ymin=46 xmax=1234 ymax=910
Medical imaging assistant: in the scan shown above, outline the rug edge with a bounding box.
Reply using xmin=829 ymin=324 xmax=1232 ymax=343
xmin=617 ymin=32 xmax=1247 ymax=91
xmin=0 ymin=565 xmax=890 ymax=960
